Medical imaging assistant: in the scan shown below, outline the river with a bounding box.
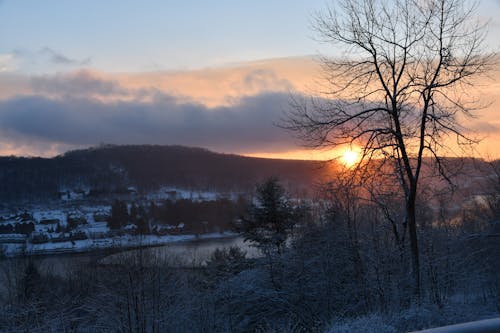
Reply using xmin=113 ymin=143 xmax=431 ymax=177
xmin=0 ymin=235 xmax=257 ymax=279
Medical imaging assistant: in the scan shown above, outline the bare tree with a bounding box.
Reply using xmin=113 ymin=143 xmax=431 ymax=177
xmin=285 ymin=0 xmax=495 ymax=298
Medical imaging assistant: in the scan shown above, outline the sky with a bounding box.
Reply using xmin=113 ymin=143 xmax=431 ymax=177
xmin=0 ymin=0 xmax=499 ymax=159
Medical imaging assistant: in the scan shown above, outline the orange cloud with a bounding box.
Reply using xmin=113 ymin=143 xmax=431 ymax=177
xmin=0 ymin=56 xmax=498 ymax=159
xmin=112 ymin=57 xmax=321 ymax=107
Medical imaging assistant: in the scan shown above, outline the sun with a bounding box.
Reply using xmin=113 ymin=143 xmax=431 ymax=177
xmin=341 ymin=149 xmax=360 ymax=167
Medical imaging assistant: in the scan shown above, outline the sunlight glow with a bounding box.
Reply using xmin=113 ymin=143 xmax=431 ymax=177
xmin=341 ymin=149 xmax=360 ymax=167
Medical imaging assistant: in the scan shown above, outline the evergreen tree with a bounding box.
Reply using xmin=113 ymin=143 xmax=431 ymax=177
xmin=19 ymin=260 xmax=41 ymax=301
xmin=129 ymin=202 xmax=138 ymax=223
xmin=108 ymin=200 xmax=129 ymax=230
xmin=133 ymin=203 xmax=149 ymax=234
xmin=241 ymin=178 xmax=296 ymax=255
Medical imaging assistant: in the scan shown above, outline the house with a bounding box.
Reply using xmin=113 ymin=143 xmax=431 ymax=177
xmin=152 ymin=223 xmax=185 ymax=235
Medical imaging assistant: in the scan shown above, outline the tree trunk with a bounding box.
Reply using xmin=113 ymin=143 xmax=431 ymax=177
xmin=407 ymin=194 xmax=421 ymax=300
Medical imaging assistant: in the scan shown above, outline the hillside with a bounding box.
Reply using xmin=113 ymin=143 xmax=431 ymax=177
xmin=0 ymin=144 xmax=496 ymax=204
xmin=0 ymin=145 xmax=328 ymax=202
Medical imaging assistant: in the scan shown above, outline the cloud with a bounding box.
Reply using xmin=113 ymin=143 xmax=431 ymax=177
xmin=31 ymin=70 xmax=127 ymax=98
xmin=0 ymin=92 xmax=296 ymax=155
xmin=1 ymin=48 xmax=91 ymax=74
xmin=242 ymin=69 xmax=293 ymax=93
xmin=111 ymin=57 xmax=318 ymax=107
xmin=0 ymin=56 xmax=497 ymax=158
xmin=0 ymin=63 xmax=312 ymax=156
xmin=0 ymin=57 xmax=319 ymax=106
xmin=469 ymin=120 xmax=500 ymax=134
xmin=40 ymin=47 xmax=91 ymax=66
xmin=0 ymin=53 xmax=17 ymax=72
xmin=22 ymin=64 xmax=304 ymax=107
xmin=0 ymin=139 xmax=80 ymax=158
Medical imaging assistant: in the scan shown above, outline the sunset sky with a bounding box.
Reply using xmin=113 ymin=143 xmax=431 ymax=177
xmin=0 ymin=0 xmax=499 ymax=159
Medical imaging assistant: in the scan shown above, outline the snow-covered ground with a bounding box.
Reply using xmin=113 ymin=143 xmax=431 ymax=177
xmin=411 ymin=317 xmax=500 ymax=332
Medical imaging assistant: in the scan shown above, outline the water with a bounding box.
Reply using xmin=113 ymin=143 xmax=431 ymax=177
xmin=0 ymin=235 xmax=261 ymax=304
xmin=100 ymin=235 xmax=258 ymax=267
xmin=0 ymin=236 xmax=257 ymax=279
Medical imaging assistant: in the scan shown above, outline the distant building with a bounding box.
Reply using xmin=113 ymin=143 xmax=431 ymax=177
xmin=40 ymin=218 xmax=60 ymax=225
xmin=152 ymin=223 xmax=184 ymax=235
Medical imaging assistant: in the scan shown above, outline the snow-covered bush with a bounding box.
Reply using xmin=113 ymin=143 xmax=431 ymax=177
xmin=325 ymin=314 xmax=397 ymax=333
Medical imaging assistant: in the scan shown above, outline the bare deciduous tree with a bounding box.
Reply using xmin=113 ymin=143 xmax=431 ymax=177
xmin=285 ymin=0 xmax=495 ymax=298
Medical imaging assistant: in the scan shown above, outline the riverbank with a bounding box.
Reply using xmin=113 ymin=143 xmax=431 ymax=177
xmin=0 ymin=232 xmax=239 ymax=257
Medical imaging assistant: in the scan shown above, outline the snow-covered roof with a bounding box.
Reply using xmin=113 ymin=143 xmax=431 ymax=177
xmin=124 ymin=224 xmax=138 ymax=230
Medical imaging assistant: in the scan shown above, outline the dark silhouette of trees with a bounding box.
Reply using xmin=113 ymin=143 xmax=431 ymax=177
xmin=241 ymin=178 xmax=297 ymax=255
xmin=18 ymin=260 xmax=41 ymax=302
xmin=150 ymin=198 xmax=245 ymax=234
xmin=108 ymin=200 xmax=129 ymax=230
xmin=134 ymin=204 xmax=150 ymax=234
xmin=0 ymin=145 xmax=328 ymax=202
xmin=15 ymin=222 xmax=34 ymax=235
xmin=286 ymin=0 xmax=495 ymax=298
xmin=0 ymin=224 xmax=13 ymax=234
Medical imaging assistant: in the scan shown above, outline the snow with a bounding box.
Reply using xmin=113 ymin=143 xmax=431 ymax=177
xmin=0 ymin=234 xmax=26 ymax=242
xmin=411 ymin=318 xmax=500 ymax=332
xmin=0 ymin=201 xmax=236 ymax=257
xmin=32 ymin=209 xmax=65 ymax=222
xmin=146 ymin=187 xmax=238 ymax=202
xmin=32 ymin=209 xmax=68 ymax=228
xmin=123 ymin=223 xmax=138 ymax=230
xmin=59 ymin=189 xmax=89 ymax=201
xmin=86 ymin=222 xmax=109 ymax=233
xmin=34 ymin=223 xmax=57 ymax=232
xmin=0 ymin=242 xmax=26 ymax=256
xmin=0 ymin=232 xmax=237 ymax=256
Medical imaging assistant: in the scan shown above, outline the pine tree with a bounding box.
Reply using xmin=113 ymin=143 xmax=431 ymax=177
xmin=108 ymin=200 xmax=129 ymax=230
xmin=241 ymin=178 xmax=295 ymax=255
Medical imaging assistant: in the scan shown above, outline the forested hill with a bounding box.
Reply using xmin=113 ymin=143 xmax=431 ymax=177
xmin=0 ymin=145 xmax=328 ymax=202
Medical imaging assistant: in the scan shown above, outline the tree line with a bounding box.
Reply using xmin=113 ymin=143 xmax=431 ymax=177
xmin=107 ymin=197 xmax=249 ymax=235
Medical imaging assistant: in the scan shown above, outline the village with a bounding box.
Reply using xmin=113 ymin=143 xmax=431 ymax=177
xmin=0 ymin=187 xmax=239 ymax=256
